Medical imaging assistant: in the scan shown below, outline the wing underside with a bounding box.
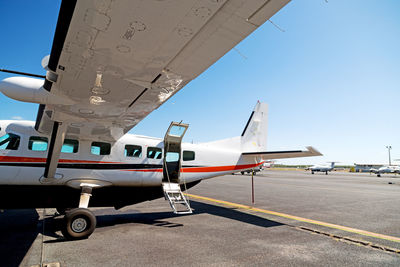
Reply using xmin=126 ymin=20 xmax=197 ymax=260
xmin=36 ymin=0 xmax=290 ymax=141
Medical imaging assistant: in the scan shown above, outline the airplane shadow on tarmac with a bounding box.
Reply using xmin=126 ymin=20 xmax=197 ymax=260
xmin=0 ymin=209 xmax=41 ymax=267
xmin=45 ymin=200 xmax=284 ymax=243
xmin=0 ymin=201 xmax=283 ymax=265
xmin=94 ymin=200 xmax=283 ymax=230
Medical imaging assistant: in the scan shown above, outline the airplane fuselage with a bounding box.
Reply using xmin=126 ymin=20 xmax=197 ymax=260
xmin=0 ymin=120 xmax=261 ymax=209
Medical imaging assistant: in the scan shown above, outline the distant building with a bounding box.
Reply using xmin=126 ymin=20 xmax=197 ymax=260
xmin=354 ymin=163 xmax=384 ymax=172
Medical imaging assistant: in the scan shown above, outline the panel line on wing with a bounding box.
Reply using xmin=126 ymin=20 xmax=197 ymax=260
xmin=128 ymin=88 xmax=148 ymax=108
xmin=151 ymin=74 xmax=162 ymax=84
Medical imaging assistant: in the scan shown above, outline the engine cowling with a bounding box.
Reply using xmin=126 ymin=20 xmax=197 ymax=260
xmin=0 ymin=76 xmax=74 ymax=105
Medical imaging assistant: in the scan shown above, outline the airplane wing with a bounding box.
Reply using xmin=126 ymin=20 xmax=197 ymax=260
xmin=242 ymin=146 xmax=322 ymax=160
xmin=36 ymin=0 xmax=291 ymax=141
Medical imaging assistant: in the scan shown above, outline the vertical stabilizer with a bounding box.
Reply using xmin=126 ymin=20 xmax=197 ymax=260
xmin=241 ymin=101 xmax=268 ymax=152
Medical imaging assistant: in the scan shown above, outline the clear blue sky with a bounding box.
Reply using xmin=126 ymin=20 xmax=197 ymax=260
xmin=1 ymin=1 xmax=399 ymax=165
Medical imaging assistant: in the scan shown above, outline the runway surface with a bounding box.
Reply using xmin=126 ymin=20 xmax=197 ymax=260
xmin=1 ymin=170 xmax=399 ymax=266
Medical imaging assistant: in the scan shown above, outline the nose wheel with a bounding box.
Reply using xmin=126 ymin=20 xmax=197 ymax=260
xmin=62 ymin=208 xmax=96 ymax=240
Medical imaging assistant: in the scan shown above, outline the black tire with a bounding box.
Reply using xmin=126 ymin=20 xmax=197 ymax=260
xmin=377 ymin=174 xmax=381 ymax=177
xmin=311 ymin=171 xmax=314 ymax=174
xmin=62 ymin=208 xmax=96 ymax=240
xmin=241 ymin=172 xmax=245 ymax=175
xmin=325 ymin=171 xmax=328 ymax=175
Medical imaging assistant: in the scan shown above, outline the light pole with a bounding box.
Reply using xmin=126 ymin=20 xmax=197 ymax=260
xmin=386 ymin=145 xmax=392 ymax=166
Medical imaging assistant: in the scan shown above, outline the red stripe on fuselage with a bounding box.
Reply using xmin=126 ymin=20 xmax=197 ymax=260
xmin=122 ymin=162 xmax=263 ymax=173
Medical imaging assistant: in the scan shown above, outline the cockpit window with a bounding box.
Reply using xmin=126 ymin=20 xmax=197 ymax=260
xmin=91 ymin=142 xmax=111 ymax=155
xmin=0 ymin=133 xmax=20 ymax=150
xmin=28 ymin=136 xmax=48 ymax=151
xmin=147 ymin=147 xmax=162 ymax=159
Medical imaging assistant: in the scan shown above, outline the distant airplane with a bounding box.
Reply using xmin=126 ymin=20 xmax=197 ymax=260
xmin=370 ymin=166 xmax=400 ymax=177
xmin=306 ymin=162 xmax=336 ymax=175
xmin=237 ymin=160 xmax=274 ymax=175
xmin=263 ymin=160 xmax=275 ymax=168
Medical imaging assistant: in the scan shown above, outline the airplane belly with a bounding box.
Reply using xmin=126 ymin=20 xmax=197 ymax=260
xmin=87 ymin=169 xmax=148 ymax=186
xmin=0 ymin=165 xmax=21 ymax=182
xmin=0 ymin=152 xmax=22 ymax=181
xmin=7 ymin=167 xmax=148 ymax=186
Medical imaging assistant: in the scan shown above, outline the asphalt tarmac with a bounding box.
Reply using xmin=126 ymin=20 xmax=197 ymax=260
xmin=1 ymin=170 xmax=399 ymax=266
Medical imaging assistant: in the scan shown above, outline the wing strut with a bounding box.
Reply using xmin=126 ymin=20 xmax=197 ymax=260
xmin=41 ymin=121 xmax=67 ymax=183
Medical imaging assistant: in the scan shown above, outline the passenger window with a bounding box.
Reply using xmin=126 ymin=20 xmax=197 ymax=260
xmin=91 ymin=142 xmax=111 ymax=155
xmin=62 ymin=139 xmax=79 ymax=153
xmin=125 ymin=145 xmax=142 ymax=158
xmin=28 ymin=136 xmax=48 ymax=151
xmin=147 ymin=147 xmax=162 ymax=159
xmin=0 ymin=133 xmax=20 ymax=150
xmin=183 ymin=151 xmax=195 ymax=161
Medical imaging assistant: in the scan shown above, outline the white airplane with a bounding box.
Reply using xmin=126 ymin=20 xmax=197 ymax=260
xmin=0 ymin=0 xmax=322 ymax=240
xmin=370 ymin=166 xmax=400 ymax=177
xmin=263 ymin=160 xmax=275 ymax=168
xmin=306 ymin=162 xmax=335 ymax=175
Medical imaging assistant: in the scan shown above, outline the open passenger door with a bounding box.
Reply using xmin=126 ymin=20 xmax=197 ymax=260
xmin=162 ymin=122 xmax=192 ymax=214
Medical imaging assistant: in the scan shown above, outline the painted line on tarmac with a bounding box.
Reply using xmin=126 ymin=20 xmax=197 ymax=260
xmin=186 ymin=193 xmax=400 ymax=244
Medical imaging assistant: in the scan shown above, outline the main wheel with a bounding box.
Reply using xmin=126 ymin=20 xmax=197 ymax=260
xmin=311 ymin=171 xmax=314 ymax=174
xmin=62 ymin=208 xmax=96 ymax=240
xmin=325 ymin=171 xmax=328 ymax=175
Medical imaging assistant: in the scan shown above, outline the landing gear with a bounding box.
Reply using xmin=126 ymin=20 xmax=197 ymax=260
xmin=311 ymin=171 xmax=314 ymax=174
xmin=62 ymin=208 xmax=96 ymax=240
xmin=377 ymin=174 xmax=381 ymax=177
xmin=61 ymin=186 xmax=96 ymax=240
xmin=56 ymin=207 xmax=69 ymax=215
xmin=325 ymin=171 xmax=328 ymax=175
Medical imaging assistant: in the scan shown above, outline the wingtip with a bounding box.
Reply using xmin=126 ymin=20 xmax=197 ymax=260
xmin=305 ymin=146 xmax=323 ymax=156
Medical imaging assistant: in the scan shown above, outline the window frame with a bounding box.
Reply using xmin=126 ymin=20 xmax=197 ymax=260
xmin=61 ymin=139 xmax=79 ymax=154
xmin=91 ymin=141 xmax=111 ymax=156
xmin=0 ymin=133 xmax=20 ymax=151
xmin=183 ymin=150 xmax=195 ymax=161
xmin=147 ymin=147 xmax=162 ymax=159
xmin=125 ymin=144 xmax=142 ymax=158
xmin=28 ymin=136 xmax=49 ymax=152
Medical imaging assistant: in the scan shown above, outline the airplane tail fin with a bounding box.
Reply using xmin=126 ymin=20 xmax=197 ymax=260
xmin=241 ymin=101 xmax=268 ymax=152
xmin=202 ymin=101 xmax=322 ymax=160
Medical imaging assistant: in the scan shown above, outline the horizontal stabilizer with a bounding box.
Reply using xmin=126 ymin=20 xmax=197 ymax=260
xmin=242 ymin=146 xmax=322 ymax=160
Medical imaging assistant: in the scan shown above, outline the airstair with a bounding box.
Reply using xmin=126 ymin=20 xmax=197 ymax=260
xmin=162 ymin=122 xmax=192 ymax=214
xmin=162 ymin=182 xmax=192 ymax=214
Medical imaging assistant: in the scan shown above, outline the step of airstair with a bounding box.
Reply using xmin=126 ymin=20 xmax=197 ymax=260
xmin=162 ymin=182 xmax=192 ymax=214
